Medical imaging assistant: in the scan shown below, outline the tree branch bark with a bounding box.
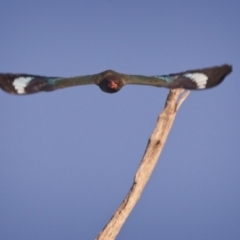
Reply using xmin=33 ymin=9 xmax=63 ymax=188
xmin=96 ymin=89 xmax=190 ymax=240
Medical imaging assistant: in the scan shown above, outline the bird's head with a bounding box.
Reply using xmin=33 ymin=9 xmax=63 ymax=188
xmin=98 ymin=70 xmax=124 ymax=93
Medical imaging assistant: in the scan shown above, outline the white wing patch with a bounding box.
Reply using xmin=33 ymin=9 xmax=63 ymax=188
xmin=184 ymin=73 xmax=208 ymax=89
xmin=13 ymin=77 xmax=33 ymax=94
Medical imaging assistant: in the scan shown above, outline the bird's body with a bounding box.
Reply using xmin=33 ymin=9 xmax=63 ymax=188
xmin=0 ymin=65 xmax=232 ymax=95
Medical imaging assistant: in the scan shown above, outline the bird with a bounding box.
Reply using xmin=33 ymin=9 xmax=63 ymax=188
xmin=0 ymin=64 xmax=232 ymax=95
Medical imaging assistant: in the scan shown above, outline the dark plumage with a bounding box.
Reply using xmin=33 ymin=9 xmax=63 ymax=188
xmin=0 ymin=65 xmax=232 ymax=95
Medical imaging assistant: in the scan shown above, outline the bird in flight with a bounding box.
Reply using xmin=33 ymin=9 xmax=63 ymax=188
xmin=0 ymin=65 xmax=232 ymax=95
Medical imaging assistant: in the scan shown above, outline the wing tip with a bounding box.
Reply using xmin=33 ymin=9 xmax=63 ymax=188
xmin=204 ymin=64 xmax=232 ymax=89
xmin=165 ymin=64 xmax=232 ymax=90
xmin=0 ymin=74 xmax=55 ymax=95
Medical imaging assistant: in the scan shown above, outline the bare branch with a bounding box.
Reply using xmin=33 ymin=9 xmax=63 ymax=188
xmin=176 ymin=90 xmax=190 ymax=110
xmin=96 ymin=89 xmax=189 ymax=240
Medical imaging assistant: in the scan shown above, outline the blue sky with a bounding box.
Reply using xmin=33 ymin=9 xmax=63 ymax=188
xmin=0 ymin=1 xmax=240 ymax=239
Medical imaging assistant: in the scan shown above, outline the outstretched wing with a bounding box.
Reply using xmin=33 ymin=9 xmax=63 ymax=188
xmin=0 ymin=73 xmax=99 ymax=95
xmin=124 ymin=65 xmax=232 ymax=90
xmin=0 ymin=65 xmax=232 ymax=95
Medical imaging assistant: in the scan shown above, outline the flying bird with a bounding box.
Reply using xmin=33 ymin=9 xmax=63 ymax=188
xmin=0 ymin=65 xmax=232 ymax=95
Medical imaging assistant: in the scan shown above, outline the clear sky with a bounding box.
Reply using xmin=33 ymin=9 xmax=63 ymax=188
xmin=0 ymin=1 xmax=239 ymax=239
